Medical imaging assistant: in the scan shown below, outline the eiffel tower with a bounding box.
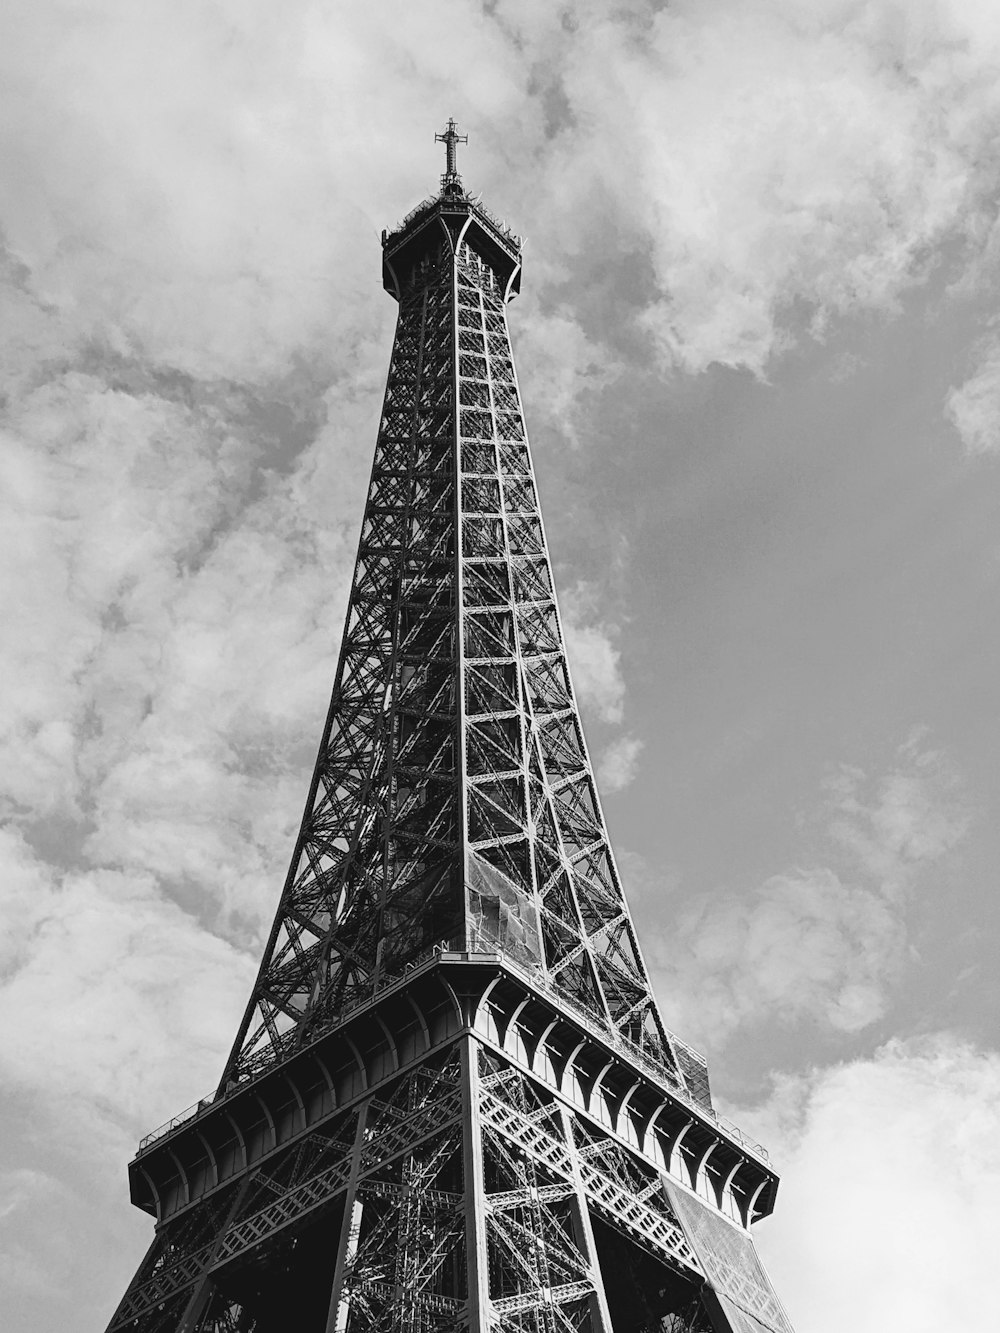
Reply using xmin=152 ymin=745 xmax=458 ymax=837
xmin=107 ymin=122 xmax=796 ymax=1333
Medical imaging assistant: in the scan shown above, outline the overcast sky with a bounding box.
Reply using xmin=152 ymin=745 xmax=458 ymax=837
xmin=2 ymin=3 xmax=1000 ymax=1330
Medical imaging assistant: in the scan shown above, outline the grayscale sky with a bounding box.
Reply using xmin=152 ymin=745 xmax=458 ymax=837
xmin=2 ymin=3 xmax=999 ymax=1329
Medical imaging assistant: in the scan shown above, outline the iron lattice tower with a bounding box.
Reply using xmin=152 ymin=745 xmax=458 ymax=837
xmin=108 ymin=125 xmax=796 ymax=1333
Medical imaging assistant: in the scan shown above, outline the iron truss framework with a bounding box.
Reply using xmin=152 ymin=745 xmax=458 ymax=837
xmin=107 ymin=132 xmax=797 ymax=1333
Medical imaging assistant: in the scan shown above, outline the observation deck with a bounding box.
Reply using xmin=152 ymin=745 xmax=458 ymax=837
xmin=381 ymin=187 xmax=522 ymax=303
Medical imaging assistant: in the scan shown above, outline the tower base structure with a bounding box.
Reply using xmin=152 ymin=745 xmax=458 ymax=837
xmin=112 ymin=954 xmax=792 ymax=1333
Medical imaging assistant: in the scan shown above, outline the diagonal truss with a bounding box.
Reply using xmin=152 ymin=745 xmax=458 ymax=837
xmin=219 ymin=191 xmax=696 ymax=1102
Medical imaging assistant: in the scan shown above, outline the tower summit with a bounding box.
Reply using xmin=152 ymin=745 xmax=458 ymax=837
xmin=435 ymin=117 xmax=468 ymax=194
xmin=107 ymin=125 xmax=796 ymax=1333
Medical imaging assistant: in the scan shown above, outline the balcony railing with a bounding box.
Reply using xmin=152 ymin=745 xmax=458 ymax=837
xmin=135 ymin=938 xmax=768 ymax=1165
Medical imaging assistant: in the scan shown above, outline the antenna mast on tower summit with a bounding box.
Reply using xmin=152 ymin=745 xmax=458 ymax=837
xmin=107 ymin=124 xmax=795 ymax=1333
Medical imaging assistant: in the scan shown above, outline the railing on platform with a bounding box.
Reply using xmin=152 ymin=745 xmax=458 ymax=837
xmin=385 ymin=192 xmax=522 ymax=252
xmin=136 ymin=941 xmax=448 ymax=1153
xmin=136 ymin=937 xmax=768 ymax=1165
xmin=487 ymin=944 xmax=770 ymax=1164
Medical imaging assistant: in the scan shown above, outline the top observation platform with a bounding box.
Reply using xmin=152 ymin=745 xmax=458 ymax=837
xmin=381 ymin=119 xmax=522 ymax=302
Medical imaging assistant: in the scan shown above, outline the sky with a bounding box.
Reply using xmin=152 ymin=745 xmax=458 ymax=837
xmin=1 ymin=1 xmax=999 ymax=1329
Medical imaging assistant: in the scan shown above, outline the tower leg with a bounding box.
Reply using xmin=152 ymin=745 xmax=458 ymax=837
xmin=462 ymin=1036 xmax=490 ymax=1333
xmin=324 ymin=1106 xmax=369 ymax=1333
xmin=560 ymin=1106 xmax=613 ymax=1333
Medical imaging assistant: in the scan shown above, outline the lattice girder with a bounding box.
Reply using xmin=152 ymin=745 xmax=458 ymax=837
xmin=117 ymin=941 xmax=786 ymax=1331
xmin=111 ymin=1040 xmax=713 ymax=1332
xmin=213 ymin=188 xmax=696 ymax=1099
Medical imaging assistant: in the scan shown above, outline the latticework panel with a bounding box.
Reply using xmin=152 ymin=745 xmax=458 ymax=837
xmin=454 ymin=242 xmax=687 ymax=1080
xmin=332 ymin=1041 xmax=693 ymax=1333
xmin=663 ymin=1184 xmax=796 ymax=1333
xmin=109 ymin=1108 xmax=360 ymax=1331
xmin=220 ymin=238 xmax=463 ymax=1086
xmin=477 ymin=1049 xmax=698 ymax=1278
xmin=327 ymin=1046 xmax=471 ymax=1333
xmin=337 ymin=1135 xmax=467 ymax=1332
xmin=110 ymin=1050 xmax=466 ymax=1333
xmin=219 ymin=207 xmax=701 ymax=1104
xmin=110 ymin=1031 xmax=777 ymax=1333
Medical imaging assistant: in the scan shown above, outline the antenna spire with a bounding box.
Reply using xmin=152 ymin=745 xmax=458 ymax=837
xmin=435 ymin=117 xmax=468 ymax=195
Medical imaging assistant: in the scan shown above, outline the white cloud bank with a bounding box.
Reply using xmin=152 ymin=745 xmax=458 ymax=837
xmin=523 ymin=0 xmax=1000 ymax=375
xmin=5 ymin=2 xmax=1000 ymax=384
xmin=750 ymin=1037 xmax=1000 ymax=1333
xmin=0 ymin=826 xmax=256 ymax=1130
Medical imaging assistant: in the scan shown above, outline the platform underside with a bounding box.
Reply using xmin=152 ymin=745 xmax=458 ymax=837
xmin=112 ymin=962 xmax=790 ymax=1333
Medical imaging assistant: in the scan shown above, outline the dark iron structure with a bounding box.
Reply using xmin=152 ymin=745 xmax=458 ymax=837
xmin=107 ymin=124 xmax=796 ymax=1333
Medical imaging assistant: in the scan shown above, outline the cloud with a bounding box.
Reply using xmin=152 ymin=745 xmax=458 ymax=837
xmin=0 ymin=317 xmax=401 ymax=930
xmin=0 ymin=826 xmax=256 ymax=1130
xmin=515 ymin=307 xmax=621 ymax=445
xmin=2 ymin=2 xmax=1000 ymax=413
xmin=823 ymin=728 xmax=969 ymax=894
xmin=946 ymin=334 xmax=1000 ymax=455
xmin=526 ymin=0 xmax=1000 ymax=374
xmin=0 ymin=0 xmax=534 ymax=958
xmin=746 ymin=1037 xmax=1000 ymax=1333
xmin=0 ymin=1 xmax=530 ymax=381
xmin=560 ymin=581 xmax=628 ymax=725
xmin=665 ymin=868 xmax=905 ymax=1044
xmin=597 ymin=733 xmax=644 ymax=792
xmin=0 ymin=1170 xmax=71 ymax=1303
xmin=647 ymin=733 xmax=968 ymax=1047
xmin=0 ymin=1170 xmax=59 ymax=1227
xmin=9 ymin=2 xmax=1000 ymax=399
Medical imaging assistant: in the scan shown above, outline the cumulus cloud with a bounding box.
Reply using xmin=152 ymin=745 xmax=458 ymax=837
xmin=0 ymin=1 xmax=529 ymax=381
xmin=823 ymin=728 xmax=969 ymax=894
xmin=648 ymin=733 xmax=969 ymax=1047
xmin=0 ymin=1169 xmax=71 ymax=1303
xmin=668 ymin=868 xmax=904 ymax=1042
xmin=2 ymin=2 xmax=1000 ymax=396
xmin=609 ymin=0 xmax=1000 ymax=374
xmin=0 ymin=0 xmax=535 ymax=967
xmin=515 ymin=308 xmax=621 ymax=445
xmin=560 ymin=581 xmax=628 ymax=725
xmin=0 ymin=827 xmax=256 ymax=1128
xmin=597 ymin=733 xmax=644 ymax=793
xmin=747 ymin=1037 xmax=1000 ymax=1333
xmin=0 ymin=363 xmax=369 ymax=932
xmin=0 ymin=1170 xmax=59 ymax=1228
xmin=0 ymin=824 xmax=254 ymax=1322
